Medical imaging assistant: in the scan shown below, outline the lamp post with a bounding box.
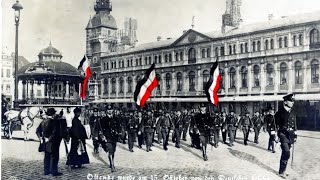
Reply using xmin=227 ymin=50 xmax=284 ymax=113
xmin=12 ymin=0 xmax=23 ymax=107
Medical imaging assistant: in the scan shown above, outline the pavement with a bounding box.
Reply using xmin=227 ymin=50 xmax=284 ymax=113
xmin=1 ymin=118 xmax=320 ymax=180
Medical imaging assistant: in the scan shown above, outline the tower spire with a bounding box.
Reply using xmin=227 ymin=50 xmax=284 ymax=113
xmin=191 ymin=16 xmax=195 ymax=29
xmin=94 ymin=0 xmax=112 ymax=13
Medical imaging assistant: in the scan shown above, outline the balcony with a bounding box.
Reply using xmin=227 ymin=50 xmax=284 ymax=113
xmin=279 ymin=84 xmax=288 ymax=91
xmin=252 ymin=86 xmax=261 ymax=94
xmin=239 ymin=87 xmax=248 ymax=94
xmin=310 ymin=43 xmax=320 ymax=50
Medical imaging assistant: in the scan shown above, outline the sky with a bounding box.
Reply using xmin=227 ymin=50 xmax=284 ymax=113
xmin=2 ymin=0 xmax=320 ymax=67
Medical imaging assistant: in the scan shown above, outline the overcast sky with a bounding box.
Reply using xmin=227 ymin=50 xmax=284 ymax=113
xmin=2 ymin=0 xmax=320 ymax=67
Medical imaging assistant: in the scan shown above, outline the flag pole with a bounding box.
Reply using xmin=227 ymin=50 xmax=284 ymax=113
xmin=79 ymin=83 xmax=83 ymax=105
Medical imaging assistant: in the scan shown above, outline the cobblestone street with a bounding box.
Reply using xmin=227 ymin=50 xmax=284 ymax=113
xmin=2 ymin=118 xmax=320 ymax=180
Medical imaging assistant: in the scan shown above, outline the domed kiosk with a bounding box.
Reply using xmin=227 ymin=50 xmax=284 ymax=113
xmin=17 ymin=42 xmax=83 ymax=104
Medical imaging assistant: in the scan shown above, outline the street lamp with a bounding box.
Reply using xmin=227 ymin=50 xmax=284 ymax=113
xmin=12 ymin=0 xmax=23 ymax=107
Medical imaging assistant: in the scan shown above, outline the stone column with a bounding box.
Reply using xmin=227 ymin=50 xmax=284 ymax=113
xmin=288 ymin=33 xmax=292 ymax=47
xmin=288 ymin=59 xmax=293 ymax=93
xmin=183 ymin=71 xmax=189 ymax=94
xmin=224 ymin=64 xmax=229 ymax=96
xmin=303 ymin=58 xmax=308 ymax=92
xmin=274 ymin=60 xmax=279 ymax=93
xmin=172 ymin=50 xmax=175 ymax=62
xmin=210 ymin=43 xmax=214 ymax=59
xmin=66 ymin=81 xmax=69 ymax=98
xmin=30 ymin=81 xmax=34 ymax=100
xmin=172 ymin=72 xmax=177 ymax=95
xmin=161 ymin=72 xmax=166 ymax=96
xmin=260 ymin=60 xmax=266 ymax=93
xmin=197 ymin=67 xmax=202 ymax=93
xmin=22 ymin=80 xmax=26 ymax=100
xmin=248 ymin=61 xmax=252 ymax=95
xmin=115 ymin=77 xmax=119 ymax=98
xmin=236 ymin=65 xmax=241 ymax=94
xmin=108 ymin=78 xmax=111 ymax=98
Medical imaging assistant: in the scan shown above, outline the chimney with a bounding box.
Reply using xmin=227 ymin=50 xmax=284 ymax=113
xmin=183 ymin=30 xmax=187 ymax=34
xmin=157 ymin=36 xmax=161 ymax=41
xmin=268 ymin=14 xmax=274 ymax=21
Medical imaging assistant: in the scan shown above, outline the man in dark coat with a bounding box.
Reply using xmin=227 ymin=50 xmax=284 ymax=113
xmin=43 ymin=107 xmax=68 ymax=176
xmin=194 ymin=103 xmax=210 ymax=161
xmin=136 ymin=111 xmax=144 ymax=149
xmin=127 ymin=110 xmax=137 ymax=152
xmin=266 ymin=107 xmax=277 ymax=153
xmin=210 ymin=107 xmax=222 ymax=148
xmin=227 ymin=110 xmax=238 ymax=147
xmin=142 ymin=110 xmax=155 ymax=152
xmin=90 ymin=108 xmax=100 ymax=153
xmin=252 ymin=111 xmax=263 ymax=144
xmin=98 ymin=105 xmax=121 ymax=172
xmin=275 ymin=94 xmax=297 ymax=178
xmin=182 ymin=108 xmax=191 ymax=141
xmin=221 ymin=111 xmax=227 ymax=144
xmin=239 ymin=111 xmax=253 ymax=145
xmin=157 ymin=110 xmax=172 ymax=150
xmin=173 ymin=109 xmax=184 ymax=148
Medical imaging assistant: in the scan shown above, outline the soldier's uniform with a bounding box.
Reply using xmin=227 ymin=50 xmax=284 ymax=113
xmin=127 ymin=110 xmax=137 ymax=152
xmin=226 ymin=112 xmax=238 ymax=146
xmin=265 ymin=107 xmax=277 ymax=153
xmin=119 ymin=111 xmax=127 ymax=144
xmin=275 ymin=94 xmax=297 ymax=177
xmin=182 ymin=109 xmax=191 ymax=141
xmin=210 ymin=109 xmax=222 ymax=148
xmin=156 ymin=111 xmax=172 ymax=150
xmin=239 ymin=112 xmax=253 ymax=145
xmin=194 ymin=104 xmax=210 ymax=161
xmin=142 ymin=110 xmax=156 ymax=152
xmin=173 ymin=110 xmax=184 ymax=148
xmin=252 ymin=112 xmax=263 ymax=144
xmin=189 ymin=111 xmax=201 ymax=149
xmin=136 ymin=111 xmax=144 ymax=148
xmin=221 ymin=112 xmax=228 ymax=144
xmin=89 ymin=108 xmax=100 ymax=153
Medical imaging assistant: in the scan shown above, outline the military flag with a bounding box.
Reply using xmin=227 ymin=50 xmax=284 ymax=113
xmin=205 ymin=60 xmax=221 ymax=106
xmin=78 ymin=55 xmax=92 ymax=100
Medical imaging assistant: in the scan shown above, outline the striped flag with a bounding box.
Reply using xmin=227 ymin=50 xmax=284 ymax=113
xmin=205 ymin=61 xmax=221 ymax=106
xmin=78 ymin=55 xmax=92 ymax=100
xmin=134 ymin=63 xmax=158 ymax=108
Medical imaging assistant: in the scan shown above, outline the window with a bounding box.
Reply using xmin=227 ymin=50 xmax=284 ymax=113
xmin=220 ymin=69 xmax=225 ymax=89
xmin=293 ymin=35 xmax=297 ymax=46
xmin=299 ymin=34 xmax=303 ymax=46
xmin=123 ymin=60 xmax=125 ymax=68
xmin=177 ymin=72 xmax=183 ymax=91
xmin=136 ymin=59 xmax=138 ymax=66
xmin=203 ymin=70 xmax=210 ymax=91
xmin=229 ymin=67 xmax=236 ymax=88
xmin=165 ymin=54 xmax=168 ymax=62
xmin=270 ymin=39 xmax=274 ymax=49
xmin=37 ymin=90 xmax=41 ymax=96
xmin=156 ymin=74 xmax=161 ymax=91
xmin=111 ymin=78 xmax=116 ymax=93
xmin=245 ymin=43 xmax=248 ymax=53
xmin=202 ymin=49 xmax=206 ymax=58
xmin=139 ymin=58 xmax=142 ymax=65
xmin=149 ymin=57 xmax=152 ymax=64
xmin=233 ymin=44 xmax=236 ymax=54
xmin=158 ymin=55 xmax=162 ymax=63
xmin=131 ymin=59 xmax=133 ymax=66
xmin=266 ymin=64 xmax=274 ymax=86
xmin=103 ymin=78 xmax=108 ymax=95
xmin=220 ymin=46 xmax=225 ymax=56
xmin=165 ymin=73 xmax=172 ymax=90
xmin=188 ymin=48 xmax=196 ymax=63
xmin=127 ymin=60 xmax=130 ymax=67
xmin=6 ymin=84 xmax=10 ymax=92
xmin=280 ymin=62 xmax=288 ymax=85
xmin=295 ymin=61 xmax=303 ymax=84
xmin=252 ymin=41 xmax=256 ymax=52
xmin=241 ymin=66 xmax=248 ymax=88
xmin=257 ymin=41 xmax=261 ymax=51
xmin=253 ymin=65 xmax=260 ymax=87
xmin=215 ymin=47 xmax=219 ymax=57
xmin=180 ymin=52 xmax=183 ymax=60
xmin=189 ymin=71 xmax=196 ymax=91
xmin=145 ymin=57 xmax=148 ymax=65
xmin=169 ymin=53 xmax=172 ymax=62
xmin=207 ymin=48 xmax=211 ymax=57
xmin=279 ymin=37 xmax=283 ymax=48
xmin=155 ymin=56 xmax=158 ymax=63
xmin=284 ymin=36 xmax=288 ymax=47
xmin=311 ymin=59 xmax=319 ymax=83
xmin=175 ymin=53 xmax=179 ymax=61
xmin=240 ymin=44 xmax=244 ymax=53
xmin=6 ymin=69 xmax=10 ymax=78
xmin=265 ymin=40 xmax=269 ymax=50
xmin=119 ymin=77 xmax=124 ymax=93
xmin=127 ymin=77 xmax=133 ymax=93
xmin=229 ymin=45 xmax=232 ymax=55
xmin=310 ymin=29 xmax=320 ymax=44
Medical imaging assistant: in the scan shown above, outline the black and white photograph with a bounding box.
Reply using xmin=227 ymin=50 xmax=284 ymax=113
xmin=1 ymin=0 xmax=320 ymax=179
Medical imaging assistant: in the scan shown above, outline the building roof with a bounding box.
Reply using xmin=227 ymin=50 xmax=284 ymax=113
xmin=38 ymin=42 xmax=62 ymax=57
xmin=106 ymin=11 xmax=320 ymax=57
xmin=90 ymin=12 xmax=117 ymax=29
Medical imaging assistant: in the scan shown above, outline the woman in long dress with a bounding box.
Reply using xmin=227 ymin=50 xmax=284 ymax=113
xmin=66 ymin=107 xmax=89 ymax=168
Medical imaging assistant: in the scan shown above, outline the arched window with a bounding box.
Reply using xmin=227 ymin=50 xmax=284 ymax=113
xmin=241 ymin=66 xmax=248 ymax=88
xmin=233 ymin=44 xmax=236 ymax=54
xmin=127 ymin=77 xmax=132 ymax=93
xmin=215 ymin=47 xmax=219 ymax=57
xmin=252 ymin=41 xmax=256 ymax=52
xmin=169 ymin=53 xmax=172 ymax=62
xmin=165 ymin=73 xmax=172 ymax=90
xmin=220 ymin=68 xmax=225 ymax=89
xmin=149 ymin=57 xmax=152 ymax=64
xmin=266 ymin=64 xmax=274 ymax=86
xmin=299 ymin=34 xmax=303 ymax=46
xmin=203 ymin=70 xmax=210 ymax=91
xmin=207 ymin=48 xmax=211 ymax=57
xmin=165 ymin=54 xmax=168 ymax=62
xmin=180 ymin=52 xmax=183 ymax=60
xmin=189 ymin=71 xmax=196 ymax=91
xmin=155 ymin=56 xmax=158 ymax=63
xmin=257 ymin=41 xmax=261 ymax=51
xmin=311 ymin=59 xmax=319 ymax=83
xmin=202 ymin=49 xmax=206 ymax=58
xmin=253 ymin=65 xmax=260 ymax=87
xmin=284 ymin=36 xmax=288 ymax=47
xmin=139 ymin=58 xmax=142 ymax=65
xmin=156 ymin=74 xmax=161 ymax=91
xmin=265 ymin=40 xmax=269 ymax=50
xmin=280 ymin=62 xmax=288 ymax=85
xmin=310 ymin=29 xmax=320 ymax=45
xmin=177 ymin=72 xmax=183 ymax=91
xmin=188 ymin=48 xmax=196 ymax=63
xmin=158 ymin=55 xmax=162 ymax=63
xmin=229 ymin=45 xmax=232 ymax=54
xmin=295 ymin=61 xmax=303 ymax=84
xmin=144 ymin=57 xmax=148 ymax=65
xmin=119 ymin=77 xmax=124 ymax=93
xmin=229 ymin=67 xmax=236 ymax=88
xmin=175 ymin=53 xmax=179 ymax=61
xmin=279 ymin=37 xmax=283 ymax=48
xmin=240 ymin=44 xmax=244 ymax=53
xmin=111 ymin=78 xmax=116 ymax=94
xmin=127 ymin=59 xmax=130 ymax=67
xmin=293 ymin=35 xmax=297 ymax=46
xmin=103 ymin=78 xmax=108 ymax=95
xmin=270 ymin=39 xmax=274 ymax=49
xmin=245 ymin=43 xmax=248 ymax=53
xmin=220 ymin=46 xmax=225 ymax=56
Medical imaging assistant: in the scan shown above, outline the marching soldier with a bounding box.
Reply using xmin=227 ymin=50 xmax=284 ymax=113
xmin=275 ymin=94 xmax=297 ymax=178
xmin=142 ymin=109 xmax=156 ymax=152
xmin=182 ymin=108 xmax=191 ymax=141
xmin=119 ymin=110 xmax=127 ymax=144
xmin=221 ymin=111 xmax=227 ymax=144
xmin=226 ymin=110 xmax=238 ymax=147
xmin=89 ymin=108 xmax=100 ymax=153
xmin=210 ymin=107 xmax=222 ymax=148
xmin=136 ymin=111 xmax=144 ymax=149
xmin=239 ymin=111 xmax=253 ymax=145
xmin=194 ymin=103 xmax=210 ymax=161
xmin=155 ymin=109 xmax=163 ymax=144
xmin=189 ymin=110 xmax=200 ymax=149
xmin=127 ymin=110 xmax=137 ymax=152
xmin=252 ymin=111 xmax=263 ymax=144
xmin=157 ymin=110 xmax=172 ymax=150
xmin=98 ymin=105 xmax=121 ymax=172
xmin=266 ymin=107 xmax=277 ymax=153
xmin=173 ymin=109 xmax=184 ymax=148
